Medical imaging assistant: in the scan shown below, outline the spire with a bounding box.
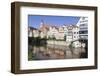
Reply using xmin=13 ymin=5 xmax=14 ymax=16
xmin=40 ymin=19 xmax=44 ymax=28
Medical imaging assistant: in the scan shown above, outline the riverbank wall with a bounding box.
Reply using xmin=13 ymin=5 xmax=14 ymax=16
xmin=47 ymin=40 xmax=67 ymax=46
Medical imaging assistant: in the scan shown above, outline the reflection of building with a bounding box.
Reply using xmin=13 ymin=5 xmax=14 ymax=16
xmin=77 ymin=17 xmax=88 ymax=39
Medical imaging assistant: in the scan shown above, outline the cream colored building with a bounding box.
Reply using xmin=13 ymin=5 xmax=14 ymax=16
xmin=28 ymin=27 xmax=33 ymax=37
xmin=33 ymin=30 xmax=40 ymax=37
xmin=28 ymin=23 xmax=81 ymax=47
xmin=58 ymin=27 xmax=64 ymax=40
xmin=39 ymin=24 xmax=49 ymax=38
xmin=28 ymin=27 xmax=40 ymax=38
xmin=47 ymin=26 xmax=59 ymax=39
xmin=47 ymin=26 xmax=65 ymax=40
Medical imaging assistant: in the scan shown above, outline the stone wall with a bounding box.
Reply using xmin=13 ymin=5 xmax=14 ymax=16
xmin=47 ymin=40 xmax=67 ymax=46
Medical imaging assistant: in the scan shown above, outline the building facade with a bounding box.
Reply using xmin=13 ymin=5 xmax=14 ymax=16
xmin=47 ymin=26 xmax=59 ymax=39
xmin=28 ymin=27 xmax=40 ymax=38
xmin=77 ymin=17 xmax=88 ymax=39
xmin=28 ymin=19 xmax=84 ymax=47
xmin=39 ymin=21 xmax=49 ymax=38
xmin=65 ymin=25 xmax=73 ymax=42
xmin=63 ymin=25 xmax=79 ymax=42
xmin=64 ymin=25 xmax=80 ymax=47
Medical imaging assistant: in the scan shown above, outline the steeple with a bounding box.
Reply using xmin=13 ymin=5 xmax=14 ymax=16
xmin=40 ymin=19 xmax=44 ymax=28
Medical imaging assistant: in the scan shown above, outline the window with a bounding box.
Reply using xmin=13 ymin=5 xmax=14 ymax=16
xmin=68 ymin=31 xmax=72 ymax=35
xmin=80 ymin=23 xmax=88 ymax=27
xmin=80 ymin=28 xmax=88 ymax=30
xmin=74 ymin=32 xmax=76 ymax=34
xmin=79 ymin=30 xmax=88 ymax=34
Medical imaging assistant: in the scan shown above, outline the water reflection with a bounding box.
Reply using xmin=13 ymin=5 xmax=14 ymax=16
xmin=28 ymin=44 xmax=87 ymax=60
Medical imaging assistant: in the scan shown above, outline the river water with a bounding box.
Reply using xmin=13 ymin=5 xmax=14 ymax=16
xmin=28 ymin=44 xmax=88 ymax=60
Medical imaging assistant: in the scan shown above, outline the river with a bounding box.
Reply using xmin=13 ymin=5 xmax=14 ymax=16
xmin=28 ymin=44 xmax=88 ymax=60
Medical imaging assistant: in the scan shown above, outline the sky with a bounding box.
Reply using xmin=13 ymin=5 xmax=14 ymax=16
xmin=28 ymin=15 xmax=80 ymax=29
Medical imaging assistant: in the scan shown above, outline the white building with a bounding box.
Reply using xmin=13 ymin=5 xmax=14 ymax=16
xmin=64 ymin=25 xmax=80 ymax=47
xmin=72 ymin=26 xmax=80 ymax=47
xmin=28 ymin=27 xmax=40 ymax=38
xmin=72 ymin=26 xmax=79 ymax=41
xmin=66 ymin=25 xmax=73 ymax=42
xmin=76 ymin=17 xmax=88 ymax=39
xmin=28 ymin=27 xmax=33 ymax=37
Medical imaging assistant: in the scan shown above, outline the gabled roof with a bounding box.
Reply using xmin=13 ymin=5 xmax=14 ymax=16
xmin=28 ymin=26 xmax=37 ymax=30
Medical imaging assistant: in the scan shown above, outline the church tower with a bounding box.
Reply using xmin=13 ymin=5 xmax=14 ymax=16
xmin=40 ymin=19 xmax=44 ymax=28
